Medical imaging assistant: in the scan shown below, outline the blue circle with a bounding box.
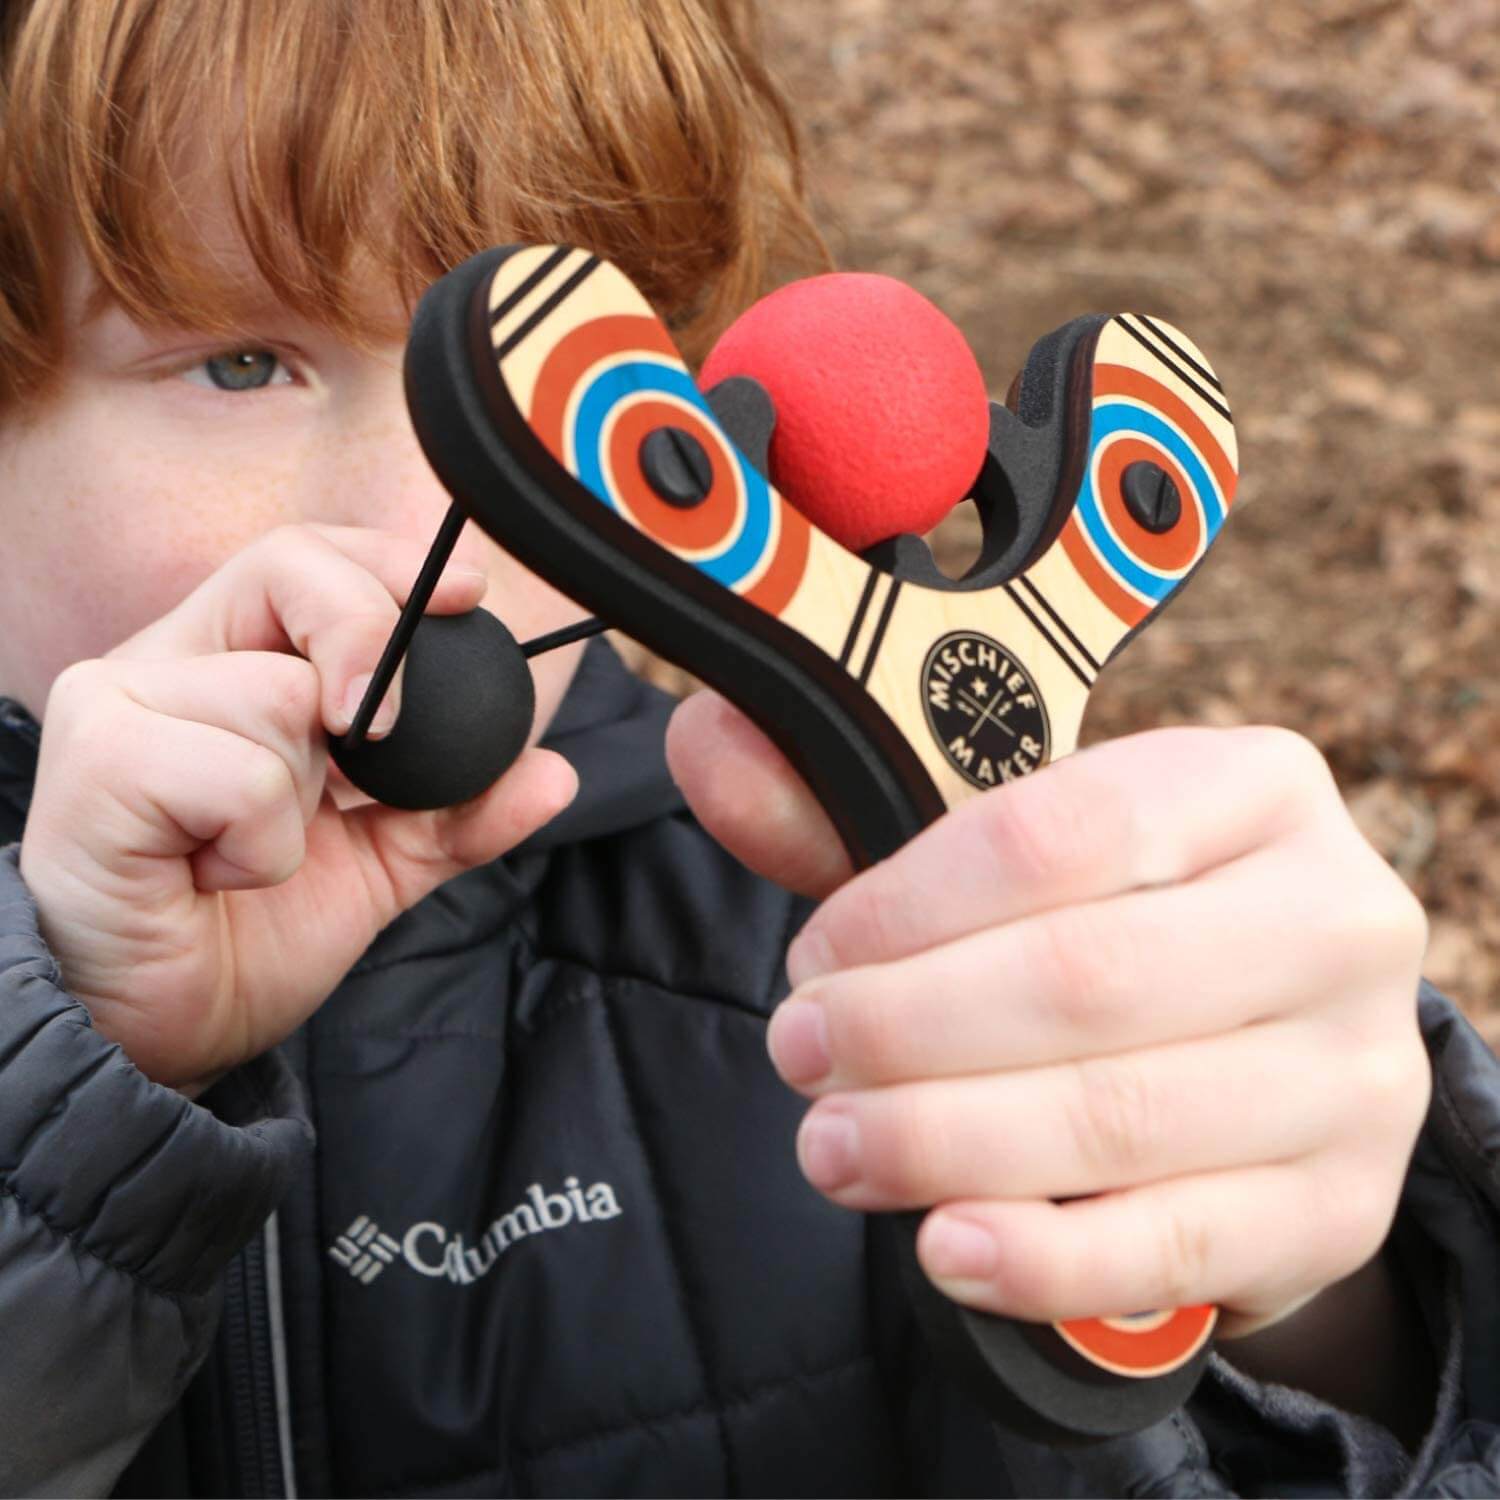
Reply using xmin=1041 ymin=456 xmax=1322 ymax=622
xmin=572 ymin=360 xmax=774 ymax=590
xmin=1075 ymin=402 xmax=1226 ymax=602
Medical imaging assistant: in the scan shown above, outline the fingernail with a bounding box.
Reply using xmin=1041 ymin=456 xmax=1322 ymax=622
xmin=798 ymin=1108 xmax=859 ymax=1191
xmin=372 ymin=688 xmax=399 ymax=736
xmin=341 ymin=674 xmax=398 ymax=738
xmin=923 ymin=1216 xmax=999 ymax=1288
xmin=451 ymin=567 xmax=488 ymax=587
xmin=767 ymin=998 xmax=831 ymax=1085
xmin=786 ymin=927 xmax=834 ymax=988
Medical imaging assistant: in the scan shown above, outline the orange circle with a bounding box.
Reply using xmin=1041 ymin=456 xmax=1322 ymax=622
xmin=1094 ymin=437 xmax=1202 ymax=574
xmin=1093 ymin=364 xmax=1237 ymax=511
xmin=1056 ymin=1305 xmax=1217 ymax=1378
xmin=530 ymin=315 xmax=680 ymax=468
xmin=605 ymin=400 xmax=741 ymax=553
xmin=743 ymin=498 xmax=811 ymax=617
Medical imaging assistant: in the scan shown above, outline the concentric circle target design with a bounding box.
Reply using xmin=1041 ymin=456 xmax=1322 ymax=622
xmin=1060 ymin=364 xmax=1237 ymax=628
xmin=528 ymin=314 xmax=809 ymax=616
xmin=1056 ymin=1305 xmax=1218 ymax=1379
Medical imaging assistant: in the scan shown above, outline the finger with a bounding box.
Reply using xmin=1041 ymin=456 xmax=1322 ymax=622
xmin=186 ymin=746 xmax=311 ymax=895
xmin=102 ymin=654 xmax=328 ymax=828
xmin=786 ymin=725 xmax=1339 ymax=983
xmin=38 ymin=655 xmax=327 ymax=882
xmin=335 ymin=747 xmax=578 ymax=925
xmin=768 ymin=835 xmax=1405 ymax=1091
xmin=109 ymin=523 xmax=490 ymax=737
xmin=48 ymin=688 xmax=315 ymax=895
xmin=790 ymin=1018 xmax=1374 ymax=1211
xmin=911 ymin=1159 xmax=1395 ymax=1331
xmin=666 ymin=689 xmax=852 ymax=898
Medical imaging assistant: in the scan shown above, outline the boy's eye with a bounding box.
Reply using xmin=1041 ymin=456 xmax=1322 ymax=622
xmin=184 ymin=350 xmax=292 ymax=392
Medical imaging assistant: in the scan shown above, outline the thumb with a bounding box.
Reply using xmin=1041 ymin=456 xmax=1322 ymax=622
xmin=666 ymin=690 xmax=852 ymax=899
xmin=340 ymin=746 xmax=578 ymax=921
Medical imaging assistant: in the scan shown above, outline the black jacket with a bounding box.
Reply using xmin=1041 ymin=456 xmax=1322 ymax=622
xmin=2 ymin=643 xmax=1500 ymax=1497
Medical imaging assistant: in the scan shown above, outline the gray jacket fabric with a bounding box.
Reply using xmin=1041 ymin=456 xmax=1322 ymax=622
xmin=2 ymin=648 xmax=1500 ymax=1497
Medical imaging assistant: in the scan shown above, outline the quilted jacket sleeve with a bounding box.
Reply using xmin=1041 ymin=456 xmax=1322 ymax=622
xmin=0 ymin=844 xmax=313 ymax=1499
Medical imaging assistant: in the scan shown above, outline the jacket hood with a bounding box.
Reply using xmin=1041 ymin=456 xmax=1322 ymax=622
xmin=0 ymin=638 xmax=685 ymax=852
xmin=520 ymin=636 xmax=687 ymax=850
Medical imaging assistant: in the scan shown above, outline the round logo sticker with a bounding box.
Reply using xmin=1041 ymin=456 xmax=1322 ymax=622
xmin=922 ymin=631 xmax=1051 ymax=788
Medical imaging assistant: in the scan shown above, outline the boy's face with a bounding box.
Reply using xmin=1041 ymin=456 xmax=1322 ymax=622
xmin=0 ymin=234 xmax=590 ymax=737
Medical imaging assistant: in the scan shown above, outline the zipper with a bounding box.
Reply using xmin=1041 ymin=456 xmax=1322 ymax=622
xmin=221 ymin=1213 xmax=297 ymax=1497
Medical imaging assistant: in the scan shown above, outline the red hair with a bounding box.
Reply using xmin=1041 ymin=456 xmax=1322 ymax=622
xmin=0 ymin=0 xmax=829 ymax=407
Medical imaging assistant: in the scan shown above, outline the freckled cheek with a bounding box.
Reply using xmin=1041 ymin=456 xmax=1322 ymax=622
xmin=455 ymin=540 xmax=584 ymax=635
xmin=114 ymin=507 xmax=269 ymax=632
xmin=23 ymin=476 xmax=281 ymax=670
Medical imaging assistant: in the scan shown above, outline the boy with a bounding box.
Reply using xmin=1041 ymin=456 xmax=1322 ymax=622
xmin=0 ymin=0 xmax=1495 ymax=1493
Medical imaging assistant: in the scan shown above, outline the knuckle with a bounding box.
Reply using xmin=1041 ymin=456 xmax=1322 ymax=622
xmin=1155 ymin=1201 xmax=1216 ymax=1309
xmin=976 ymin=770 xmax=1105 ymax=891
xmin=45 ymin=658 xmax=112 ymax=726
xmin=995 ymin=1237 xmax=1070 ymax=1319
xmin=1309 ymin=1169 xmax=1397 ymax=1284
xmin=854 ymin=872 xmax=917 ymax=964
xmin=1359 ymin=867 xmax=1429 ymax=970
xmin=1246 ymin=723 xmax=1329 ymax=784
xmin=259 ymin=520 xmax=321 ymax=563
xmin=251 ymin=820 xmax=308 ymax=888
xmin=1242 ymin=725 xmax=1336 ymax=812
xmin=343 ymin=603 xmax=400 ymax=644
xmin=825 ymin=986 xmax=909 ymax=1082
xmin=867 ymin=1091 xmax=946 ymax=1200
xmin=1026 ymin=904 xmax=1138 ymax=1034
xmin=1350 ymin=1036 xmax=1431 ymax=1145
xmin=271 ymin=824 xmax=309 ymax=885
xmin=234 ymin=742 xmax=298 ymax=817
xmin=252 ymin=523 xmax=347 ymax=598
xmin=45 ymin=666 xmax=132 ymax=771
xmin=1070 ymin=1054 xmax=1165 ymax=1180
xmin=46 ymin=656 xmax=97 ymax=702
xmin=1306 ymin=847 xmax=1428 ymax=998
xmin=1392 ymin=882 xmax=1431 ymax=963
xmin=257 ymin=657 xmax=322 ymax=738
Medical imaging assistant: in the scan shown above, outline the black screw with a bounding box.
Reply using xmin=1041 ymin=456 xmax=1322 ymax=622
xmin=640 ymin=427 xmax=714 ymax=508
xmin=1120 ymin=461 xmax=1182 ymax=534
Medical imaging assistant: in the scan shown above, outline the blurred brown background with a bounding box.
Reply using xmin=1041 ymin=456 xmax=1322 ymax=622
xmin=636 ymin=0 xmax=1500 ymax=1039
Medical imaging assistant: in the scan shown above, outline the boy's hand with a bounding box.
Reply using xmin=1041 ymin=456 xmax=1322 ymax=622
xmin=666 ymin=692 xmax=1430 ymax=1339
xmin=19 ymin=525 xmax=577 ymax=1091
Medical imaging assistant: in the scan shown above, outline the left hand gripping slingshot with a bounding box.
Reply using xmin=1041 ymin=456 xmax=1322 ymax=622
xmin=334 ymin=244 xmax=1240 ymax=1440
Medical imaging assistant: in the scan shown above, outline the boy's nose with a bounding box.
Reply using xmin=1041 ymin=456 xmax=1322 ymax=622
xmin=306 ymin=396 xmax=489 ymax=566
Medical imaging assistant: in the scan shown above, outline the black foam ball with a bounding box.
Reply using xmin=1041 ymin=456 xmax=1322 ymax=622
xmin=330 ymin=609 xmax=535 ymax=811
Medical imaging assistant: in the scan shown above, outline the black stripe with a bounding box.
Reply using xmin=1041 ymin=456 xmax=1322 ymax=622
xmin=1015 ymin=576 xmax=1101 ymax=673
xmin=489 ymin=246 xmax=575 ymax=327
xmin=1002 ymin=584 xmax=1094 ymax=690
xmin=1111 ymin=317 xmax=1232 ymax=423
xmin=857 ymin=580 xmax=903 ymax=688
xmin=839 ymin=569 xmax=882 ymax=669
xmin=495 ymin=257 xmax=602 ymax=360
xmin=1136 ymin=315 xmax=1223 ymax=392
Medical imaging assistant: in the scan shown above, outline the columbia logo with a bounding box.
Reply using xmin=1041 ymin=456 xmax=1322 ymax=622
xmin=326 ymin=1176 xmax=623 ymax=1290
xmin=329 ymin=1216 xmax=402 ymax=1283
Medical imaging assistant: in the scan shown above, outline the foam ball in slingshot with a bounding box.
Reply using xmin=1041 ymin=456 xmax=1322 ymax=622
xmin=699 ymin=272 xmax=991 ymax=552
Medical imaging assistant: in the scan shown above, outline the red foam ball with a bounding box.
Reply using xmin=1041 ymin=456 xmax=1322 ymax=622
xmin=699 ymin=272 xmax=990 ymax=553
